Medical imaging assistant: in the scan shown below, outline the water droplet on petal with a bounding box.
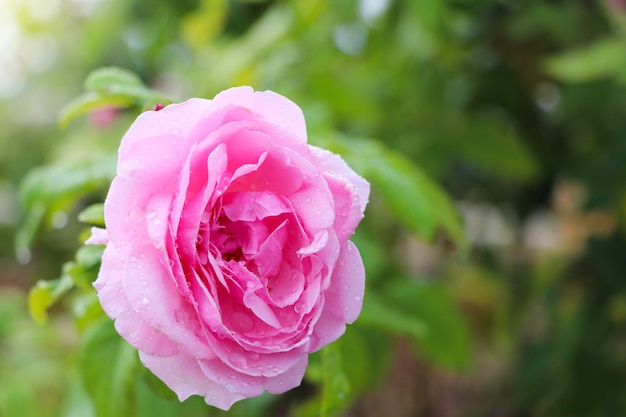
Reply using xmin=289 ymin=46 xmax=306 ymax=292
xmin=229 ymin=352 xmax=247 ymax=368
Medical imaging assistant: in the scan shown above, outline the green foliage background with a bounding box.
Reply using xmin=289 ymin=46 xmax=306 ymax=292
xmin=2 ymin=0 xmax=626 ymax=416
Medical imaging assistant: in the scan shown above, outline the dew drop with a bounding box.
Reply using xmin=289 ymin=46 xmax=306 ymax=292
xmin=229 ymin=352 xmax=247 ymax=368
xmin=225 ymin=383 xmax=236 ymax=393
xmin=147 ymin=211 xmax=157 ymax=220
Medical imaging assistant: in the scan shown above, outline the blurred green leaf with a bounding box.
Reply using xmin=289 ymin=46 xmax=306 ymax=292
xmin=544 ymin=38 xmax=625 ymax=83
xmin=334 ymin=326 xmax=392 ymax=393
xmin=79 ymin=319 xmax=138 ymax=417
xmin=387 ymin=281 xmax=471 ymax=370
xmin=60 ymin=67 xmax=170 ymax=128
xmin=59 ymin=92 xmax=134 ymax=129
xmin=181 ymin=0 xmax=228 ymax=50
xmin=20 ymin=156 xmax=116 ymax=210
xmin=409 ymin=0 xmax=443 ymax=33
xmin=359 ymin=292 xmax=428 ymax=340
xmin=14 ymin=202 xmax=45 ymax=263
xmin=28 ymin=274 xmax=74 ymax=325
xmin=294 ymin=343 xmax=350 ymax=417
xmin=316 ymin=134 xmax=466 ymax=246
xmin=72 ymin=293 xmax=106 ymax=333
xmin=458 ymin=114 xmax=539 ymax=181
xmin=78 ymin=203 xmax=105 ymax=227
xmin=75 ymin=245 xmax=104 ymax=271
xmin=85 ymin=67 xmax=145 ymax=94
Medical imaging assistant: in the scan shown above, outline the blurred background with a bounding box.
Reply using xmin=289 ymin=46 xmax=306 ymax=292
xmin=2 ymin=0 xmax=626 ymax=416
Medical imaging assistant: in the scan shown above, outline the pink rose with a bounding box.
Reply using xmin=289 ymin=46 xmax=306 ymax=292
xmin=93 ymin=86 xmax=369 ymax=410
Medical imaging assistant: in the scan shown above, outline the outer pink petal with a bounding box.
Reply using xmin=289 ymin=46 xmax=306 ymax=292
xmin=120 ymin=244 xmax=214 ymax=359
xmin=309 ymin=146 xmax=370 ymax=242
xmin=309 ymin=240 xmax=365 ymax=352
xmin=85 ymin=227 xmax=109 ymax=245
xmin=117 ymin=98 xmax=210 ymax=164
xmin=198 ymin=354 xmax=307 ymax=398
xmin=309 ymin=145 xmax=370 ymax=214
xmin=139 ymin=351 xmax=245 ymax=411
xmin=95 ymin=245 xmax=179 ymax=356
xmin=212 ymin=87 xmax=307 ymax=144
xmin=263 ymin=355 xmax=308 ymax=394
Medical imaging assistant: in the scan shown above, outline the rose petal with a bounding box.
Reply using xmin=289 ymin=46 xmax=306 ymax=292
xmin=120 ymin=245 xmax=214 ymax=359
xmin=212 ymin=87 xmax=307 ymax=145
xmin=85 ymin=227 xmax=109 ymax=245
xmin=95 ymin=245 xmax=179 ymax=356
xmin=309 ymin=240 xmax=365 ymax=351
xmin=140 ymin=351 xmax=245 ymax=411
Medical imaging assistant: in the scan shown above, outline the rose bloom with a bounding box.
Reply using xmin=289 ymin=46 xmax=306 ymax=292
xmin=90 ymin=86 xmax=369 ymax=409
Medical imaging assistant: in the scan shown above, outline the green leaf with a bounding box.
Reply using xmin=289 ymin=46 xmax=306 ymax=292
xmin=72 ymin=292 xmax=106 ymax=332
xmin=544 ymin=38 xmax=625 ymax=83
xmin=20 ymin=155 xmax=116 ymax=210
xmin=28 ymin=274 xmax=74 ymax=324
xmin=294 ymin=343 xmax=350 ymax=417
xmin=315 ymin=134 xmax=466 ymax=246
xmin=60 ymin=67 xmax=170 ymax=127
xmin=387 ymin=281 xmax=471 ymax=370
xmin=79 ymin=319 xmax=138 ymax=417
xmin=78 ymin=203 xmax=105 ymax=227
xmin=59 ymin=92 xmax=134 ymax=129
xmin=457 ymin=114 xmax=539 ymax=181
xmin=84 ymin=67 xmax=145 ymax=94
xmin=359 ymin=292 xmax=428 ymax=340
xmin=75 ymin=244 xmax=104 ymax=271
xmin=333 ymin=325 xmax=392 ymax=393
xmin=14 ymin=202 xmax=45 ymax=264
